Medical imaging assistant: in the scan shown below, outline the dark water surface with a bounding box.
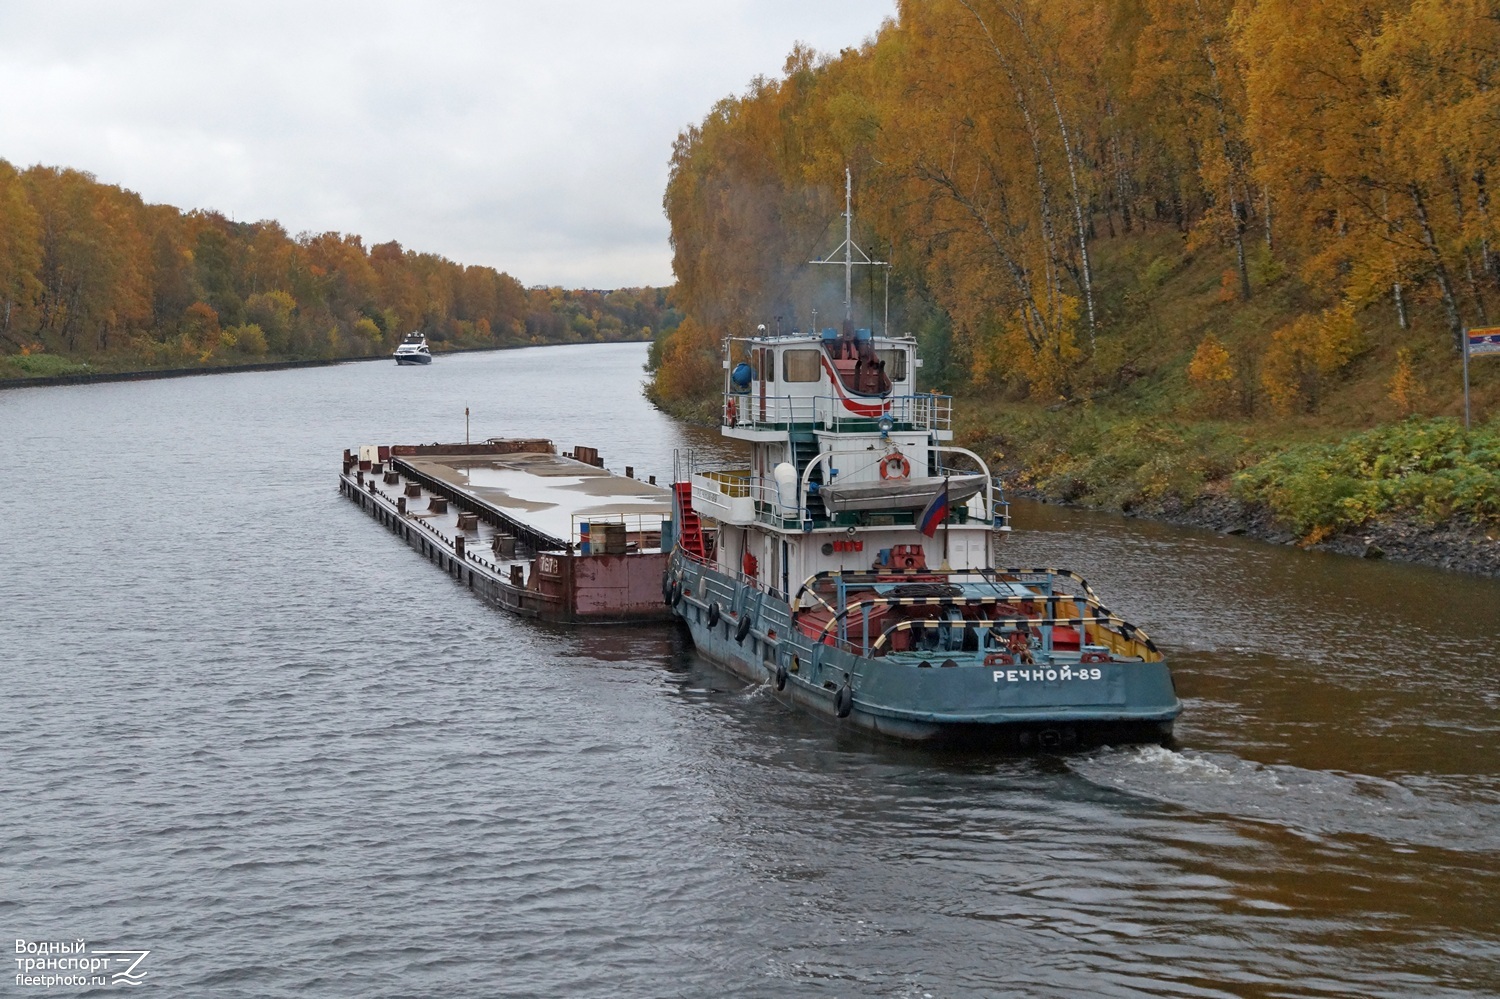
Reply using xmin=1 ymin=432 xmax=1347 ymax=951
xmin=3 ymin=343 xmax=1497 ymax=997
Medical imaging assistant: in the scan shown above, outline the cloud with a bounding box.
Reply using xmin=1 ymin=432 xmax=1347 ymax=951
xmin=0 ymin=1 xmax=894 ymax=287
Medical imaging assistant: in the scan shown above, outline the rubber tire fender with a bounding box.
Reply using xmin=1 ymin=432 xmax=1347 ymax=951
xmin=707 ymin=601 xmax=721 ymax=627
xmin=774 ymin=661 xmax=788 ymax=691
xmin=670 ymin=581 xmax=683 ymax=606
xmin=734 ymin=615 xmax=752 ymax=644
xmin=834 ymin=684 xmax=853 ymax=719
xmin=662 ymin=574 xmax=673 ymax=604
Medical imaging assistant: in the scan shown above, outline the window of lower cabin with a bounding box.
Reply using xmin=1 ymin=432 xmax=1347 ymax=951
xmin=783 ymin=349 xmax=820 ymax=382
xmin=877 ymin=349 xmax=908 ymax=382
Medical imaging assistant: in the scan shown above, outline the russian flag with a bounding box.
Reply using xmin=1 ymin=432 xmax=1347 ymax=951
xmin=917 ymin=478 xmax=949 ymax=537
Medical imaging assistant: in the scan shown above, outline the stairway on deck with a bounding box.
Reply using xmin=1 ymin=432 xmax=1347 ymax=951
xmin=673 ymin=481 xmax=708 ymax=559
xmin=790 ymin=431 xmax=827 ymax=524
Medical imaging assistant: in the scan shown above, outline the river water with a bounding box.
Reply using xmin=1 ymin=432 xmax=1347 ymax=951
xmin=2 ymin=342 xmax=1497 ymax=997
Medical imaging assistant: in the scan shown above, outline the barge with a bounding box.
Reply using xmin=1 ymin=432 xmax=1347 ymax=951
xmin=339 ymin=438 xmax=673 ymax=623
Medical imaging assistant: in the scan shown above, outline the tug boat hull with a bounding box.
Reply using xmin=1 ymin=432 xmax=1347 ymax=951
xmin=669 ymin=551 xmax=1179 ymax=747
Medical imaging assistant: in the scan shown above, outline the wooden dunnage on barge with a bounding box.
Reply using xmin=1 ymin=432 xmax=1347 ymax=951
xmin=339 ymin=438 xmax=673 ymax=623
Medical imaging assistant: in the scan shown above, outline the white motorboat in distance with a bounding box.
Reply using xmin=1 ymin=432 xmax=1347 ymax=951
xmin=394 ymin=331 xmax=433 ymax=365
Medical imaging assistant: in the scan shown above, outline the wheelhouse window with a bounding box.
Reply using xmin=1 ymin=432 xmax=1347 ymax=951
xmin=783 ymin=349 xmax=821 ymax=382
xmin=877 ymin=349 xmax=908 ymax=382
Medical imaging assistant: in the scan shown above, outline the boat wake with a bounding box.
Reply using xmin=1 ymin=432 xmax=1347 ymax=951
xmin=1070 ymin=745 xmax=1500 ymax=853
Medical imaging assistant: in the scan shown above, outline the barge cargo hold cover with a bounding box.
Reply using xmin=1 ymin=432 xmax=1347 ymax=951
xmin=339 ymin=438 xmax=673 ymax=624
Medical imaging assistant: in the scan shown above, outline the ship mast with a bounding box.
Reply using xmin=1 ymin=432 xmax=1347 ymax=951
xmin=810 ymin=167 xmax=888 ymax=330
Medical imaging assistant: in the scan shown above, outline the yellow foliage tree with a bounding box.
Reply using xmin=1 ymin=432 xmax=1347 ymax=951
xmin=1388 ymin=348 xmax=1418 ymax=416
xmin=1187 ymin=333 xmax=1235 ymax=415
xmin=0 ymin=161 xmax=41 ymax=348
xmin=1260 ymin=304 xmax=1366 ymax=415
xmin=181 ymin=301 xmax=221 ymax=360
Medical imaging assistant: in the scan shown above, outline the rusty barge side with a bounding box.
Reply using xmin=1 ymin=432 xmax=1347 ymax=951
xmin=338 ymin=439 xmax=672 ymax=624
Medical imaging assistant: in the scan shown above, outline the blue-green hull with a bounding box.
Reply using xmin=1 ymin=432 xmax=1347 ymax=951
xmin=669 ymin=551 xmax=1180 ymax=746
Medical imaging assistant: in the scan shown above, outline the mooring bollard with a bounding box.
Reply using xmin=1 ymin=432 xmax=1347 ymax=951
xmin=405 ymin=483 xmax=421 ymax=498
xmin=455 ymin=535 xmax=466 ymax=558
xmin=397 ymin=497 xmax=407 ymax=514
xmin=625 ymin=466 xmax=634 ymax=478
xmin=428 ymin=496 xmax=448 ymax=513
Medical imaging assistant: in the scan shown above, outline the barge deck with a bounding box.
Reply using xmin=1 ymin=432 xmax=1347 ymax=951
xmin=339 ymin=439 xmax=673 ymax=623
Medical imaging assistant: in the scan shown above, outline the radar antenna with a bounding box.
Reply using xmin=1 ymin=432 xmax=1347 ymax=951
xmin=810 ymin=167 xmax=890 ymax=332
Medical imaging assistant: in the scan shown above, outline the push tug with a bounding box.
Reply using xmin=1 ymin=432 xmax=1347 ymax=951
xmin=664 ymin=176 xmax=1180 ymax=747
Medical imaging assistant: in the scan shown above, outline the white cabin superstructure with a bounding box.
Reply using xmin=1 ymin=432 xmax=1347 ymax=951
xmin=681 ymin=324 xmax=1010 ymax=599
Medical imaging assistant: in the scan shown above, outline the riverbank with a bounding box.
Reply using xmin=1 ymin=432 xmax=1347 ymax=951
xmin=0 ymin=353 xmax=386 ymax=390
xmin=1002 ymin=478 xmax=1500 ymax=578
xmin=966 ymin=407 xmax=1500 ymax=579
xmin=0 ymin=339 xmax=653 ymax=391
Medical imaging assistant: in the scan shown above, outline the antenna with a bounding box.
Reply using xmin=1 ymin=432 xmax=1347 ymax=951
xmin=809 ymin=167 xmax=890 ymax=330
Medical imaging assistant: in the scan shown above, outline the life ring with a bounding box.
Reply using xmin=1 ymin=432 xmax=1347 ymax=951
xmin=707 ymin=601 xmax=721 ymax=627
xmin=1081 ymin=651 xmax=1110 ymax=663
xmin=735 ymin=615 xmax=752 ymax=644
xmin=725 ymin=398 xmax=738 ymax=424
xmin=880 ymin=452 xmax=911 ymax=480
xmin=834 ymin=684 xmax=853 ymax=718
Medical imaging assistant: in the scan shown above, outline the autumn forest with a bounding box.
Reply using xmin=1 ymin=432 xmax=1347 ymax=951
xmin=649 ymin=0 xmax=1499 ymax=427
xmin=0 ymin=161 xmax=679 ymax=379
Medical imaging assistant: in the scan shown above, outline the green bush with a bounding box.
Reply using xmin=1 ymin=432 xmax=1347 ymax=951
xmin=1143 ymin=256 xmax=1175 ymax=288
xmin=1232 ymin=417 xmax=1500 ymax=531
xmin=0 ymin=353 xmax=92 ymax=378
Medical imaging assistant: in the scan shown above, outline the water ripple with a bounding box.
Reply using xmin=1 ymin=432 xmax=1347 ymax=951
xmin=1 ymin=346 xmax=1496 ymax=997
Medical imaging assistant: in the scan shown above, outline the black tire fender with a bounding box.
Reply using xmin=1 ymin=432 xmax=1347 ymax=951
xmin=670 ymin=581 xmax=683 ymax=606
xmin=707 ymin=601 xmax=721 ymax=627
xmin=835 ymin=684 xmax=853 ymax=718
xmin=734 ymin=615 xmax=752 ymax=644
xmin=775 ymin=662 xmax=788 ymax=691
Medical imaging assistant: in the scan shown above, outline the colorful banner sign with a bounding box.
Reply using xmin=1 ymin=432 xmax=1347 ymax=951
xmin=1468 ymin=326 xmax=1500 ymax=356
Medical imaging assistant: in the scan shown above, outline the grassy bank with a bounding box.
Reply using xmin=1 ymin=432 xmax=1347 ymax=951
xmin=958 ymin=403 xmax=1500 ymax=545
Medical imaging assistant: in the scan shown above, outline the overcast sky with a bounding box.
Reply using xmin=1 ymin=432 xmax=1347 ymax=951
xmin=0 ymin=1 xmax=895 ymax=289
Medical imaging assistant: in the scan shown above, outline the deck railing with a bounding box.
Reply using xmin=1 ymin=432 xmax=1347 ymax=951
xmin=570 ymin=511 xmax=667 ymax=552
xmin=687 ymin=463 xmax=1007 ymax=532
xmin=723 ymin=392 xmax=951 ymax=433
